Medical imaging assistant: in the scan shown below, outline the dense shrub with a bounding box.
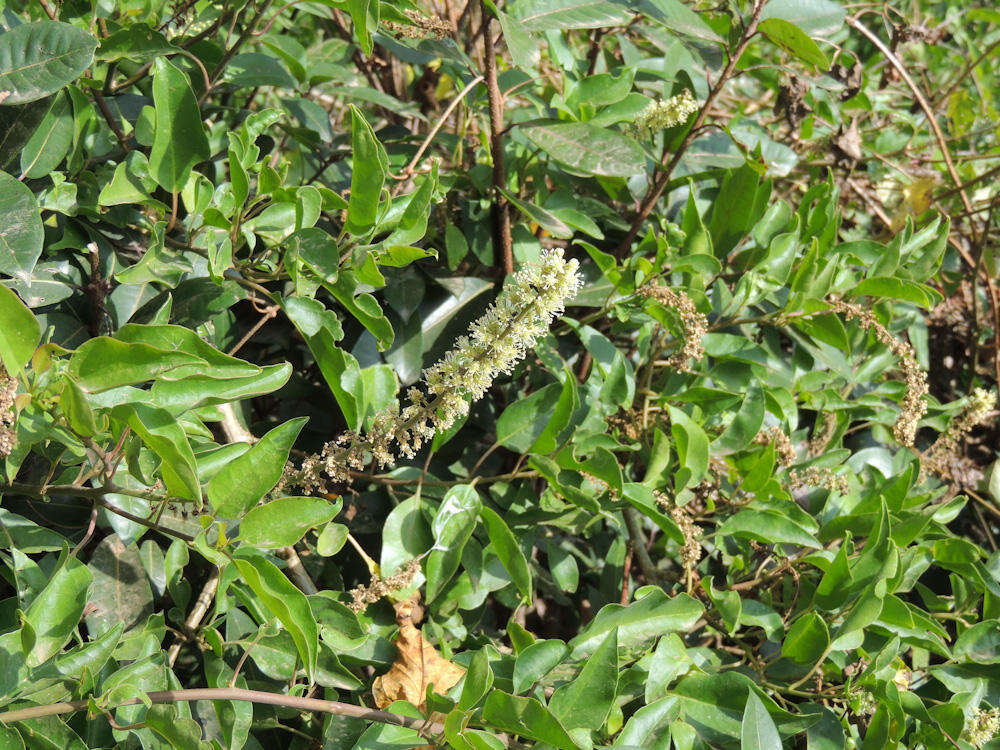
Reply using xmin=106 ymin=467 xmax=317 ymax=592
xmin=1 ymin=0 xmax=999 ymax=748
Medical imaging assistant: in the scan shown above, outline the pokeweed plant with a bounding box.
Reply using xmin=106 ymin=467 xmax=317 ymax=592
xmin=0 ymin=0 xmax=999 ymax=749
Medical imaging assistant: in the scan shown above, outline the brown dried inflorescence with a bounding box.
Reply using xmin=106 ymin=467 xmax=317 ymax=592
xmin=383 ymin=9 xmax=454 ymax=39
xmin=830 ymin=300 xmax=928 ymax=447
xmin=788 ymin=466 xmax=850 ymax=495
xmin=754 ymin=426 xmax=796 ymax=467
xmin=641 ymin=284 xmax=709 ymax=372
xmin=655 ymin=491 xmax=701 ymax=567
xmin=0 ymin=367 xmax=18 ymax=458
xmin=348 ymin=558 xmax=422 ymax=613
xmin=923 ymin=388 xmax=997 ymax=485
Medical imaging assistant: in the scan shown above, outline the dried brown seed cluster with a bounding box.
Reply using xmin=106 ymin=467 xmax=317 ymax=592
xmin=754 ymin=426 xmax=796 ymax=467
xmin=808 ymin=411 xmax=838 ymax=457
xmin=348 ymin=559 xmax=422 ymax=613
xmin=830 ymin=300 xmax=928 ymax=446
xmin=788 ymin=466 xmax=850 ymax=494
xmin=0 ymin=367 xmax=18 ymax=458
xmin=654 ymin=491 xmax=701 ymax=567
xmin=383 ymin=9 xmax=454 ymax=39
xmin=923 ymin=388 xmax=996 ymax=484
xmin=641 ymin=285 xmax=708 ymax=371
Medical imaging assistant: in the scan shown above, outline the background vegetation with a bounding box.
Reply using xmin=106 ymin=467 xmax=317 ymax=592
xmin=0 ymin=0 xmax=999 ymax=747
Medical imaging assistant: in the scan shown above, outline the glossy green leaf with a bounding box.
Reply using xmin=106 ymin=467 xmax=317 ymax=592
xmin=513 ymin=639 xmax=568 ymax=694
xmin=759 ymin=18 xmax=828 ymax=70
xmin=24 ymin=554 xmax=92 ymax=666
xmin=479 ymin=505 xmax=532 ymax=602
xmin=149 ymin=57 xmax=210 ymax=191
xmin=19 ymin=90 xmax=73 ymax=179
xmin=521 ymin=122 xmax=645 ymax=177
xmin=782 ymin=612 xmax=830 ymax=664
xmin=0 ymin=172 xmax=44 ymax=283
xmin=741 ymin=691 xmax=782 ymax=750
xmin=208 ymin=417 xmax=307 ymax=518
xmin=481 ymin=691 xmax=583 ymax=750
xmin=234 ymin=549 xmax=318 ymax=681
xmin=425 ymin=484 xmax=481 ymax=603
xmin=113 ymin=402 xmax=202 ymax=503
xmin=458 ymin=648 xmax=494 ymax=711
xmin=0 ymin=282 xmax=41 ymax=375
xmin=0 ymin=21 xmax=97 ymax=104
xmin=239 ymin=496 xmax=342 ymax=548
xmin=68 ymin=338 xmax=204 ymax=392
xmin=345 ymin=105 xmax=388 ymax=236
xmin=549 ymin=627 xmax=618 ymax=730
xmin=568 ymin=590 xmax=703 ymax=658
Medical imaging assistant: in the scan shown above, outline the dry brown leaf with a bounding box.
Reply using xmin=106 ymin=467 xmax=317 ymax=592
xmin=372 ymin=595 xmax=465 ymax=710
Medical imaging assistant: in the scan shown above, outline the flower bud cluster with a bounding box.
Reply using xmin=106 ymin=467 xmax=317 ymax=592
xmin=831 ymin=300 xmax=928 ymax=446
xmin=627 ymin=90 xmax=698 ymax=139
xmin=282 ymin=249 xmax=582 ymax=493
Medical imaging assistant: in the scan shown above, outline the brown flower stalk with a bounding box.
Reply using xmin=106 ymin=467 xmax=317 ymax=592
xmin=641 ymin=285 xmax=708 ymax=371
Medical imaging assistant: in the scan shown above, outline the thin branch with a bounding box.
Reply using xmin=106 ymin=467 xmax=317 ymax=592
xmin=0 ymin=688 xmax=446 ymax=738
xmin=166 ymin=568 xmax=220 ymax=666
xmin=481 ymin=5 xmax=513 ymax=276
xmin=614 ymin=0 xmax=769 ymax=258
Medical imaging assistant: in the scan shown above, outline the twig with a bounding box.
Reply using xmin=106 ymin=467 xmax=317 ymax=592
xmin=166 ymin=568 xmax=221 ymax=666
xmin=481 ymin=4 xmax=513 ymax=276
xmin=280 ymin=546 xmax=318 ymax=594
xmin=0 ymin=688 xmax=446 ymax=738
xmin=92 ymin=91 xmax=131 ymax=153
xmin=36 ymin=0 xmax=57 ymax=19
xmin=614 ymin=0 xmax=768 ymax=258
xmin=622 ymin=507 xmax=662 ymax=584
xmin=228 ymin=304 xmax=279 ymax=355
xmin=201 ymin=0 xmax=277 ymax=104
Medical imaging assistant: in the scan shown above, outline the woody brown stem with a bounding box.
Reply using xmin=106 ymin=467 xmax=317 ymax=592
xmin=481 ymin=4 xmax=513 ymax=276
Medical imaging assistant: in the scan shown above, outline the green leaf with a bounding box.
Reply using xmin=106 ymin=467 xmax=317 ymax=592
xmin=113 ymin=403 xmax=203 ymax=503
xmin=24 ymin=554 xmax=92 ymax=667
xmin=616 ymin=697 xmax=679 ymax=749
xmin=208 ymin=417 xmax=307 ymax=518
xmin=458 ymin=648 xmax=494 ymax=711
xmin=758 ymin=18 xmax=829 ymax=70
xmin=954 ymin=620 xmax=1000 ymax=663
xmin=741 ymin=691 xmax=782 ymax=750
xmin=851 ymin=276 xmax=939 ymax=309
xmin=516 ymin=0 xmax=631 ymax=30
xmin=716 ymin=510 xmax=821 ymax=548
xmin=149 ymin=57 xmax=210 ymax=191
xmin=0 ymin=283 xmax=41 ymax=375
xmin=380 ymin=494 xmax=434 ymax=575
xmin=0 ymin=21 xmax=97 ymax=104
xmin=0 ymin=172 xmax=44 ymax=283
xmin=19 ymin=90 xmax=73 ymax=179
xmin=549 ymin=627 xmax=619 ymax=730
xmin=713 ymin=383 xmax=765 ymax=454
xmin=641 ymin=0 xmax=721 ymax=41
xmin=760 ymin=0 xmax=845 ymax=34
xmin=0 ymin=98 xmax=52 ymax=171
xmin=482 ymin=692 xmax=583 ymax=750
xmin=667 ymin=406 xmax=709 ymax=490
xmin=144 ymin=704 xmax=212 ymax=750
xmin=67 ymin=337 xmax=204 ymax=392
xmin=497 ymin=11 xmax=538 ymax=69
xmin=425 ymin=484 xmax=481 ymax=603
xmin=234 ymin=549 xmax=319 ymax=681
xmin=496 ymin=383 xmax=563 ymax=453
xmin=521 ymin=122 xmax=645 ymax=177
xmin=513 ymin=639 xmax=568 ymax=694
xmin=345 ymin=105 xmax=388 ymax=236
xmin=782 ymin=612 xmax=830 ymax=664
xmin=239 ymin=496 xmax=342 ymax=549
xmin=95 ymin=24 xmax=178 ymax=62
xmin=385 ymin=169 xmax=437 ymax=246
xmin=568 ymin=589 xmax=703 ymax=658
xmin=84 ymin=534 xmax=154 ymax=637
xmin=479 ymin=505 xmax=532 ymax=602
xmin=59 ymin=376 xmax=98 ymax=437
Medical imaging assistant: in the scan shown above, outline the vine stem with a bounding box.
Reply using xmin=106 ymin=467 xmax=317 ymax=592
xmin=481 ymin=3 xmax=514 ymax=276
xmin=0 ymin=688 xmax=445 ymax=737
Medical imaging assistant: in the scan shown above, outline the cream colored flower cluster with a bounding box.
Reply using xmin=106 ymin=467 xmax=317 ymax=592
xmin=963 ymin=707 xmax=1000 ymax=749
xmin=627 ymin=90 xmax=698 ymax=139
xmin=281 ymin=249 xmax=582 ymax=493
xmin=348 ymin=559 xmax=421 ymax=613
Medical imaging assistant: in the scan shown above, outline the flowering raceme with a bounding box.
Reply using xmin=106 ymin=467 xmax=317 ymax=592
xmin=283 ymin=249 xmax=583 ymax=493
xmin=627 ymin=90 xmax=699 ymax=139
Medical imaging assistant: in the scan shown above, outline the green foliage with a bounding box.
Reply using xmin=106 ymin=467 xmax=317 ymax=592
xmin=1 ymin=0 xmax=999 ymax=748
